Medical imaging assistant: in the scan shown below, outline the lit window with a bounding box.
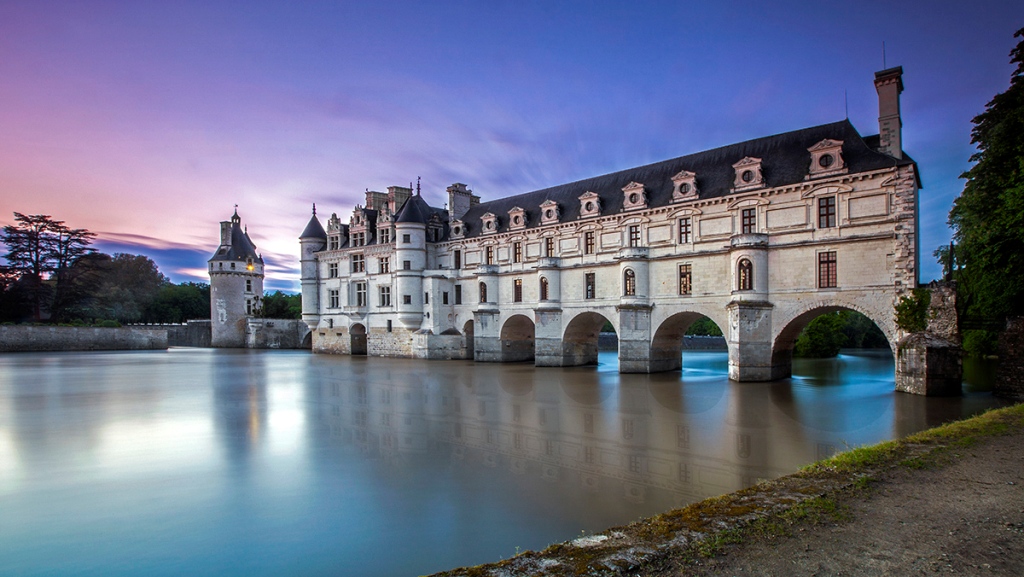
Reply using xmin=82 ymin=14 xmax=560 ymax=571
xmin=513 ymin=242 xmax=522 ymax=263
xmin=818 ymin=251 xmax=837 ymax=288
xmin=623 ymin=269 xmax=636 ymax=296
xmin=584 ymin=231 xmax=595 ymax=254
xmin=513 ymin=278 xmax=523 ymax=302
xmin=679 ymin=264 xmax=692 ymax=296
xmin=479 ymin=282 xmax=488 ymax=303
xmin=818 ymin=196 xmax=837 ymax=228
xmin=539 ymin=277 xmax=549 ymax=301
xmin=738 ymin=258 xmax=753 ymax=291
xmin=485 ymin=246 xmax=494 ymax=265
xmin=678 ymin=217 xmax=691 ymax=244
xmin=628 ymin=225 xmax=641 ymax=247
xmin=544 ymin=237 xmax=555 ymax=257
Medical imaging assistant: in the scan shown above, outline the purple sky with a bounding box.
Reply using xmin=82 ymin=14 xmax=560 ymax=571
xmin=1 ymin=1 xmax=1021 ymax=291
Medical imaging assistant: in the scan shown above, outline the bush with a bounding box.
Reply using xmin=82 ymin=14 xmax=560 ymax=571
xmin=97 ymin=319 xmax=121 ymax=328
xmin=894 ymin=288 xmax=931 ymax=333
xmin=962 ymin=330 xmax=998 ymax=357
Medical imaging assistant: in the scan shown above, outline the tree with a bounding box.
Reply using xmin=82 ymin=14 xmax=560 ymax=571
xmin=143 ymin=282 xmax=210 ymax=323
xmin=794 ymin=312 xmax=848 ymax=358
xmin=258 ymin=290 xmax=301 ymax=319
xmin=92 ymin=254 xmax=168 ymax=323
xmin=948 ymin=28 xmax=1024 ymax=323
xmin=1 ymin=213 xmax=95 ymax=321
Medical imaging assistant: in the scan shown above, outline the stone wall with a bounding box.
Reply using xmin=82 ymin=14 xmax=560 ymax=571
xmin=136 ymin=321 xmax=212 ymax=347
xmin=245 ymin=319 xmax=309 ymax=349
xmin=597 ymin=332 xmax=726 ymax=351
xmin=995 ymin=317 xmax=1024 ymax=400
xmin=0 ymin=325 xmax=168 ymax=352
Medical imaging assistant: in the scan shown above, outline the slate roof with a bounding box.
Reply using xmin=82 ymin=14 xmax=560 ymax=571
xmin=210 ymin=213 xmax=264 ymax=263
xmin=455 ymin=119 xmax=916 ymax=239
xmin=300 ymin=212 xmax=327 ymax=241
xmin=394 ymin=193 xmax=436 ymax=224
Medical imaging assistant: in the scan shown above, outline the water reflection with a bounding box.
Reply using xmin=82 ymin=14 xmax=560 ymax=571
xmin=0 ymin=349 xmax=1007 ymax=577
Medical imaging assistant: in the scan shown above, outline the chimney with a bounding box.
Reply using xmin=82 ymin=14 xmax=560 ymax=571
xmin=220 ymin=221 xmax=232 ymax=246
xmin=447 ymin=183 xmax=474 ymax=221
xmin=874 ymin=66 xmax=904 ymax=159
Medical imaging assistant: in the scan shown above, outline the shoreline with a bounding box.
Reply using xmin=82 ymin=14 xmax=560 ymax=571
xmin=428 ymin=403 xmax=1024 ymax=576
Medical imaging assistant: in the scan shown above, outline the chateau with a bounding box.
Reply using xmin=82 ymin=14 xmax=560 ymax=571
xmin=299 ymin=67 xmax=920 ymax=382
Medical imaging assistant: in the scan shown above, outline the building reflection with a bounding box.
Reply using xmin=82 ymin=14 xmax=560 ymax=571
xmin=304 ymin=351 xmax=981 ymax=508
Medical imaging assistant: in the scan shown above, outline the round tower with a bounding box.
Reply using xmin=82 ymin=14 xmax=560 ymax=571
xmin=299 ymin=205 xmax=327 ymax=331
xmin=393 ymin=193 xmax=430 ymax=328
xmin=208 ymin=208 xmax=264 ymax=348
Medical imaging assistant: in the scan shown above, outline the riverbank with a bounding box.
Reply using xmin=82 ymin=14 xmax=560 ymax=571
xmin=429 ymin=403 xmax=1024 ymax=577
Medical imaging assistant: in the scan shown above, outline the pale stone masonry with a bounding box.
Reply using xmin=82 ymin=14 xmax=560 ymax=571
xmin=301 ymin=67 xmax=920 ymax=382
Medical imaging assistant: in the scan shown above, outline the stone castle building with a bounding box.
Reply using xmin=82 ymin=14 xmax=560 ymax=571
xmin=210 ymin=209 xmax=264 ymax=347
xmin=300 ymin=66 xmax=919 ymax=382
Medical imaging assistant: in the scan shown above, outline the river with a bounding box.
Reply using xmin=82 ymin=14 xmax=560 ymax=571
xmin=0 ymin=348 xmax=1005 ymax=576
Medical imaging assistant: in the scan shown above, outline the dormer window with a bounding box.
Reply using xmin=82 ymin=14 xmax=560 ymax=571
xmin=450 ymin=219 xmax=465 ymax=239
xmin=807 ymin=139 xmax=847 ymax=178
xmin=732 ymin=157 xmax=764 ymax=191
xmin=621 ymin=182 xmax=647 ymax=211
xmin=480 ymin=212 xmax=498 ymax=234
xmin=671 ymin=170 xmax=699 ymax=202
xmin=578 ymin=191 xmax=601 ymax=219
xmin=508 ymin=207 xmax=527 ymax=230
xmin=539 ymin=200 xmax=560 ymax=225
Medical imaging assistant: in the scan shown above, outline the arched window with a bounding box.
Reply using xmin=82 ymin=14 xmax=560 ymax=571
xmin=539 ymin=277 xmax=549 ymax=301
xmin=737 ymin=258 xmax=753 ymax=291
xmin=623 ymin=269 xmax=636 ymax=296
xmin=479 ymin=282 xmax=488 ymax=303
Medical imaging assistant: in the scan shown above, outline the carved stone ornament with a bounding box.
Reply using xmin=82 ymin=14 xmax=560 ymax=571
xmin=508 ymin=206 xmax=527 ymax=230
xmin=539 ymin=199 xmax=560 ymax=225
xmin=480 ymin=212 xmax=498 ymax=234
xmin=621 ymin=181 xmax=648 ymax=211
xmin=578 ymin=191 xmax=601 ymax=218
xmin=449 ymin=219 xmax=465 ymax=239
xmin=807 ymin=139 xmax=846 ymax=178
xmin=671 ymin=170 xmax=699 ymax=202
xmin=732 ymin=157 xmax=764 ymax=190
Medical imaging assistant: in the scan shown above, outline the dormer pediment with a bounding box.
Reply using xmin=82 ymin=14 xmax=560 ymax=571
xmin=578 ymin=191 xmax=601 ymax=219
xmin=508 ymin=206 xmax=527 ymax=230
xmin=539 ymin=199 xmax=560 ymax=225
xmin=450 ymin=219 xmax=465 ymax=239
xmin=480 ymin=212 xmax=498 ymax=234
xmin=807 ymin=139 xmax=847 ymax=178
xmin=621 ymin=181 xmax=648 ymax=211
xmin=326 ymin=213 xmax=342 ymax=234
xmin=671 ymin=170 xmax=699 ymax=202
xmin=732 ymin=157 xmax=764 ymax=191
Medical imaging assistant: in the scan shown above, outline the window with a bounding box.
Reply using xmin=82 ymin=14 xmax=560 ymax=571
xmin=738 ymin=258 xmax=753 ymax=291
xmin=329 ymin=289 xmax=340 ymax=308
xmin=623 ymin=269 xmax=636 ymax=296
xmin=402 ymin=294 xmax=411 ymax=305
xmin=584 ymin=231 xmax=595 ymax=254
xmin=741 ymin=208 xmax=756 ymax=234
xmin=328 ymin=263 xmax=338 ymax=278
xmin=479 ymin=282 xmax=488 ymax=303
xmin=629 ymin=455 xmax=641 ymax=474
xmin=485 ymin=246 xmax=494 ymax=265
xmin=402 ymin=234 xmax=411 ymax=244
xmin=230 ymin=262 xmax=235 ymax=269
xmin=246 ymin=299 xmax=252 ymax=315
xmin=513 ymin=242 xmax=522 ymax=263
xmin=387 ymin=320 xmax=392 ymax=332
xmin=679 ymin=264 xmax=692 ymax=295
xmin=678 ymin=217 xmax=692 ymax=244
xmin=378 ymin=257 xmax=390 ymax=274
xmin=442 ymin=291 xmax=449 ymax=305
xmin=355 ymin=283 xmax=367 ymax=306
xmin=379 ymin=228 xmax=391 ymax=243
xmin=245 ymin=279 xmax=252 ymax=292
xmin=514 ymin=279 xmax=523 ymax=302
xmin=351 ymin=254 xmax=365 ymax=273
xmin=328 ymin=236 xmax=340 ymax=250
xmin=628 ymin=225 xmax=641 ymax=247
xmin=424 ymin=292 xmax=429 ymax=305
xmin=403 ymin=260 xmax=411 ymax=271
xmin=585 ymin=272 xmax=595 ymax=299
xmin=818 ymin=251 xmax=837 ymax=288
xmin=539 ymin=277 xmax=549 ymax=301
xmin=455 ymin=285 xmax=462 ymax=304
xmin=453 ymin=250 xmax=461 ymax=269
xmin=379 ymin=285 xmax=391 ymax=307
xmin=818 ymin=196 xmax=837 ymax=228
xmin=544 ymin=237 xmax=555 ymax=257
xmin=351 ymin=232 xmax=365 ymax=247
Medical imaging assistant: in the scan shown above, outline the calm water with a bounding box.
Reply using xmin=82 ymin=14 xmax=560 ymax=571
xmin=0 ymin=348 xmax=1005 ymax=576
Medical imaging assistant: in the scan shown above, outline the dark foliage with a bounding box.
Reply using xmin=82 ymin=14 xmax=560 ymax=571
xmin=257 ymin=291 xmax=301 ymax=319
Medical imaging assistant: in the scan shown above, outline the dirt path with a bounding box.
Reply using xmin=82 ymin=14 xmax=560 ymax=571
xmin=676 ymin=429 xmax=1024 ymax=576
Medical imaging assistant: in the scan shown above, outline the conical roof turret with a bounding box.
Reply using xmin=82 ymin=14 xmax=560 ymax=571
xmin=300 ymin=204 xmax=328 ymax=240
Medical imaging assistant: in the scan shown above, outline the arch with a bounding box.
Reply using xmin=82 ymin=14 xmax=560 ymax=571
xmin=463 ymin=319 xmax=475 ymax=360
xmin=770 ymin=302 xmax=893 ymax=380
xmin=350 ymin=323 xmax=367 ymax=356
xmin=650 ymin=312 xmax=727 ymax=373
xmin=499 ymin=314 xmax=535 ymax=362
xmin=479 ymin=282 xmax=488 ymax=303
xmin=300 ymin=330 xmax=313 ymax=350
xmin=539 ymin=276 xmax=549 ymax=301
xmin=561 ymin=311 xmax=615 ymax=367
xmin=737 ymin=258 xmax=753 ymax=291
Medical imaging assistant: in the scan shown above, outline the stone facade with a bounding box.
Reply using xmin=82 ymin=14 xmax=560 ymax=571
xmin=0 ymin=325 xmax=168 ymax=352
xmin=302 ymin=68 xmax=922 ymax=386
xmin=995 ymin=317 xmax=1024 ymax=400
xmin=209 ymin=210 xmax=264 ymax=347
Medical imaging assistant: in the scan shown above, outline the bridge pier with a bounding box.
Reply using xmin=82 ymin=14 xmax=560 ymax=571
xmin=618 ymin=304 xmax=655 ymax=373
xmin=727 ymin=300 xmax=775 ymax=381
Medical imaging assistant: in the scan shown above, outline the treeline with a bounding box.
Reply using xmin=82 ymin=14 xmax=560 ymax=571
xmin=0 ymin=213 xmax=299 ymax=325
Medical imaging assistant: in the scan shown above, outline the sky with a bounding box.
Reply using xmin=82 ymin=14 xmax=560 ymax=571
xmin=1 ymin=1 xmax=1021 ymax=292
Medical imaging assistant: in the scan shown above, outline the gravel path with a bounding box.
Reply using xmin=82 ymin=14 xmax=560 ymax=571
xmin=679 ymin=429 xmax=1024 ymax=576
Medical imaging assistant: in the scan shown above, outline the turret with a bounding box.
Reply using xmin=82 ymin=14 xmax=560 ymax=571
xmin=299 ymin=205 xmax=327 ymax=331
xmin=393 ymin=193 xmax=431 ymax=328
xmin=209 ymin=208 xmax=265 ymax=347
